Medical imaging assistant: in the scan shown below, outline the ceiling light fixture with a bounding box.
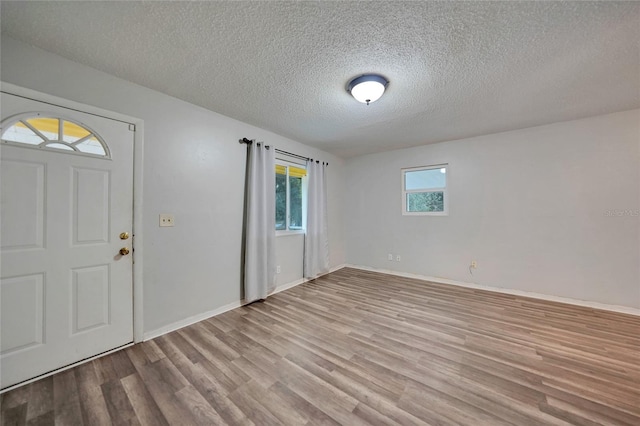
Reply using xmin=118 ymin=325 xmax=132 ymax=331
xmin=347 ymin=74 xmax=389 ymax=105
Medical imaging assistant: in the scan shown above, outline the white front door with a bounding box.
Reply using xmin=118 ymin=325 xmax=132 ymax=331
xmin=0 ymin=92 xmax=134 ymax=389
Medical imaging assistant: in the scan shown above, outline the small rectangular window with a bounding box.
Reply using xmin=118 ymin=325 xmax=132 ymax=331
xmin=402 ymin=164 xmax=448 ymax=215
xmin=276 ymin=162 xmax=307 ymax=232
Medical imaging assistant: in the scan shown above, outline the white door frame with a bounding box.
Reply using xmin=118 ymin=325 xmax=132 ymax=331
xmin=1 ymin=81 xmax=145 ymax=343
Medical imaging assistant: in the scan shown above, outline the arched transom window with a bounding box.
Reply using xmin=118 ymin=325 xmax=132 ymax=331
xmin=1 ymin=114 xmax=110 ymax=158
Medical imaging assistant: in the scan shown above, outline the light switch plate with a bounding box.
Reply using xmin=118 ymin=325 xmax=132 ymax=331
xmin=159 ymin=214 xmax=175 ymax=227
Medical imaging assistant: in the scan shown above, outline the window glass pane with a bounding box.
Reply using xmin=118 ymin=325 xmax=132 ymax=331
xmin=46 ymin=142 xmax=74 ymax=151
xmin=26 ymin=118 xmax=59 ymax=140
xmin=75 ymin=136 xmax=106 ymax=156
xmin=2 ymin=122 xmax=44 ymax=145
xmin=289 ymin=175 xmax=303 ymax=229
xmin=405 ymin=168 xmax=446 ymax=190
xmin=407 ymin=192 xmax=444 ymax=212
xmin=3 ymin=117 xmax=109 ymax=158
xmin=63 ymin=120 xmax=91 ymax=143
xmin=275 ymin=171 xmax=287 ymax=230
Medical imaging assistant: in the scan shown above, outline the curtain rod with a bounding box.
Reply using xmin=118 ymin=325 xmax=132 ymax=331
xmin=239 ymin=138 xmax=328 ymax=165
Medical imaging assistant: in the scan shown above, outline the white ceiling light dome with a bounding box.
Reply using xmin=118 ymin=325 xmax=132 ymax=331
xmin=347 ymin=74 xmax=389 ymax=105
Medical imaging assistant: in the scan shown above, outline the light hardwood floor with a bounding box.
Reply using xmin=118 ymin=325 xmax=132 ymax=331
xmin=2 ymin=267 xmax=639 ymax=425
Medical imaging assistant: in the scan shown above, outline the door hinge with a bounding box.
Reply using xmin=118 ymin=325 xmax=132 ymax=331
xmin=128 ymin=124 xmax=136 ymax=132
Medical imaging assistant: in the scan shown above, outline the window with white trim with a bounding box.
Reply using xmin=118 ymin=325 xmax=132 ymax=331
xmin=402 ymin=164 xmax=448 ymax=215
xmin=276 ymin=161 xmax=306 ymax=232
xmin=1 ymin=115 xmax=110 ymax=158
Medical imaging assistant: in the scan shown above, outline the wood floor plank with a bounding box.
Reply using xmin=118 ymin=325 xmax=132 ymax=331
xmin=25 ymin=411 xmax=53 ymax=426
xmin=24 ymin=377 xmax=52 ymax=421
xmin=74 ymin=362 xmax=112 ymax=425
xmin=100 ymin=379 xmax=140 ymax=426
xmin=1 ymin=402 xmax=27 ymax=426
xmin=52 ymin=369 xmax=83 ymax=426
xmin=1 ymin=384 xmax=30 ymax=412
xmin=227 ymin=384 xmax=283 ymax=426
xmin=268 ymin=381 xmax=341 ymax=426
xmin=120 ymin=373 xmax=169 ymax=426
xmin=174 ymin=385 xmax=226 ymax=425
xmin=133 ymin=359 xmax=199 ymax=425
xmin=2 ymin=267 xmax=639 ymax=425
xmin=152 ymin=331 xmax=247 ymax=424
xmin=93 ymin=356 xmax=120 ymax=386
xmin=351 ymin=402 xmax=398 ymax=426
xmin=239 ymin=379 xmax=308 ymax=426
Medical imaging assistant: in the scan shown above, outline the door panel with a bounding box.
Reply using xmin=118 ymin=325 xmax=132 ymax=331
xmin=0 ymin=92 xmax=134 ymax=389
xmin=71 ymin=264 xmax=111 ymax=334
xmin=72 ymin=167 xmax=111 ymax=244
xmin=0 ymin=274 xmax=44 ymax=355
xmin=0 ymin=160 xmax=45 ymax=250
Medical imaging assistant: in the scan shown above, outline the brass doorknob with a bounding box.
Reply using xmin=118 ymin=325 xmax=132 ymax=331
xmin=120 ymin=232 xmax=129 ymax=240
xmin=119 ymin=247 xmax=130 ymax=256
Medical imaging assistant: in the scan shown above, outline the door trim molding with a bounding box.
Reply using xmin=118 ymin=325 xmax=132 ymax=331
xmin=1 ymin=82 xmax=145 ymax=343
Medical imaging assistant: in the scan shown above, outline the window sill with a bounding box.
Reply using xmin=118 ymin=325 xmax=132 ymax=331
xmin=402 ymin=211 xmax=448 ymax=216
xmin=276 ymin=230 xmax=305 ymax=237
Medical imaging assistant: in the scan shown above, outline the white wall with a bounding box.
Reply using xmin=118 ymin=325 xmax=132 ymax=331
xmin=346 ymin=110 xmax=640 ymax=308
xmin=275 ymin=234 xmax=304 ymax=286
xmin=1 ymin=37 xmax=346 ymax=334
xmin=2 ymin=36 xmax=637 ymax=321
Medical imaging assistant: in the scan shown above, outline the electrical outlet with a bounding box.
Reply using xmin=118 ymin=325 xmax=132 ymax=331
xmin=159 ymin=214 xmax=175 ymax=227
xmin=388 ymin=254 xmax=393 ymax=261
xmin=471 ymin=260 xmax=477 ymax=268
xmin=276 ymin=265 xmax=281 ymax=274
xmin=396 ymin=255 xmax=401 ymax=262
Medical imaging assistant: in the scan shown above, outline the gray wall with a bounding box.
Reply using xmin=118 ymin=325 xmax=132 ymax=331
xmin=3 ymin=34 xmax=637 ymax=325
xmin=345 ymin=110 xmax=640 ymax=308
xmin=1 ymin=37 xmax=346 ymax=335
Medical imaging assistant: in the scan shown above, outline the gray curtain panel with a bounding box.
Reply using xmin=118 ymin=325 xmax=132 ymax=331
xmin=244 ymin=142 xmax=276 ymax=302
xmin=304 ymin=160 xmax=329 ymax=278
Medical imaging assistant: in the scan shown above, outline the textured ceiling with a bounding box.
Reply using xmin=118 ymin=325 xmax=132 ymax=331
xmin=1 ymin=1 xmax=639 ymax=158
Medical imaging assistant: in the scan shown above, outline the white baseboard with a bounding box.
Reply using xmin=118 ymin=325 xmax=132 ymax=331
xmin=272 ymin=278 xmax=306 ymax=295
xmin=143 ymin=300 xmax=242 ymax=341
xmin=143 ymin=263 xmax=348 ymax=341
xmin=344 ymin=264 xmax=640 ymax=317
xmin=272 ymin=263 xmax=347 ymax=293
